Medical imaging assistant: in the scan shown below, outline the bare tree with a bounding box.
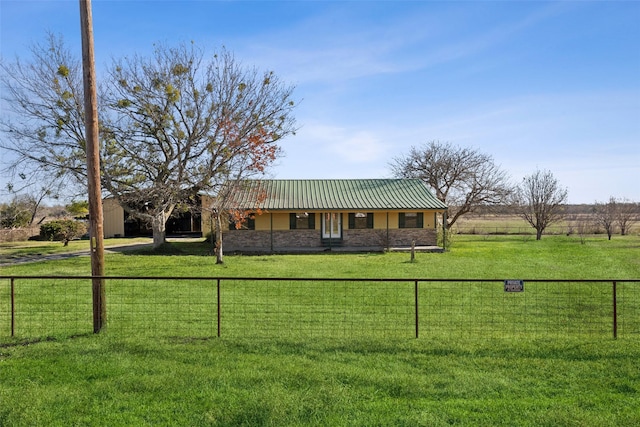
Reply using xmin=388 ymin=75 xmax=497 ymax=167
xmin=203 ymin=180 xmax=268 ymax=264
xmin=0 ymin=33 xmax=88 ymax=191
xmin=573 ymin=215 xmax=591 ymax=245
xmin=101 ymin=44 xmax=296 ymax=247
xmin=515 ymin=169 xmax=568 ymax=240
xmin=390 ymin=141 xmax=513 ymax=227
xmin=613 ymin=198 xmax=638 ymax=236
xmin=593 ymin=197 xmax=617 ymax=240
xmin=1 ymin=168 xmax=67 ymax=226
xmin=0 ymin=35 xmax=297 ymax=248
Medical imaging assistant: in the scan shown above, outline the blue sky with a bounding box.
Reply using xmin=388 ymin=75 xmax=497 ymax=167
xmin=1 ymin=0 xmax=639 ymax=204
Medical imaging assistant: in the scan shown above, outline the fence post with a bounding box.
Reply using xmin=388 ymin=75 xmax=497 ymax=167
xmin=612 ymin=281 xmax=617 ymax=339
xmin=414 ymin=280 xmax=419 ymax=339
xmin=11 ymin=277 xmax=15 ymax=337
xmin=217 ymin=278 xmax=221 ymax=338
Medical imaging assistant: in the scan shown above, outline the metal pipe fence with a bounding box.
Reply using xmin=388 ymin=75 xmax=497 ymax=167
xmin=1 ymin=276 xmax=638 ymax=341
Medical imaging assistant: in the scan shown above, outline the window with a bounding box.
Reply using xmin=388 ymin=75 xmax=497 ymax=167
xmin=399 ymin=212 xmax=423 ymax=229
xmin=289 ymin=212 xmax=315 ymax=229
xmin=348 ymin=212 xmax=373 ymax=229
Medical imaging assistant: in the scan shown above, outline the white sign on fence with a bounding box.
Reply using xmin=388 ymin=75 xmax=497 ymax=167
xmin=504 ymin=280 xmax=524 ymax=292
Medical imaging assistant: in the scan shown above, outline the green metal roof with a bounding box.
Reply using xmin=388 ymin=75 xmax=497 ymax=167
xmin=225 ymin=179 xmax=447 ymax=211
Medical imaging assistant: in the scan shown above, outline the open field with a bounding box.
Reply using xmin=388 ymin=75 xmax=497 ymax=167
xmin=453 ymin=213 xmax=638 ymax=236
xmin=0 ymin=235 xmax=639 ymax=425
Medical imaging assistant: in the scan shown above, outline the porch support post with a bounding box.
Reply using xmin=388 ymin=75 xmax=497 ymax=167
xmin=270 ymin=213 xmax=274 ymax=253
xmin=442 ymin=211 xmax=447 ymax=251
xmin=386 ymin=212 xmax=390 ymax=251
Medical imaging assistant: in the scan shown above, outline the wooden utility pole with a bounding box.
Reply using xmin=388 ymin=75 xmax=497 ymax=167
xmin=79 ymin=0 xmax=106 ymax=333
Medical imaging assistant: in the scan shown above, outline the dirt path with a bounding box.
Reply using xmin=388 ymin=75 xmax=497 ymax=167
xmin=0 ymin=242 xmax=153 ymax=266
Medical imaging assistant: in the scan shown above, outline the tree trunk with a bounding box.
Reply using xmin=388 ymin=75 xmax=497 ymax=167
xmin=151 ymin=211 xmax=167 ymax=248
xmin=536 ymin=228 xmax=543 ymax=240
xmin=215 ymin=211 xmax=224 ymax=264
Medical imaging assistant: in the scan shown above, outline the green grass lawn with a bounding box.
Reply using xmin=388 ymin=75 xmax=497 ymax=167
xmin=1 ymin=336 xmax=638 ymax=426
xmin=1 ymin=234 xmax=639 ymax=279
xmin=0 ymin=235 xmax=639 ymax=426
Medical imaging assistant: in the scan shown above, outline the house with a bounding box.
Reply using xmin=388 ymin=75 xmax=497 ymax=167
xmin=201 ymin=179 xmax=448 ymax=253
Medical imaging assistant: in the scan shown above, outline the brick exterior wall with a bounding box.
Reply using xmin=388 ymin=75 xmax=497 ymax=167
xmin=222 ymin=227 xmax=438 ymax=253
xmin=388 ymin=229 xmax=437 ymax=247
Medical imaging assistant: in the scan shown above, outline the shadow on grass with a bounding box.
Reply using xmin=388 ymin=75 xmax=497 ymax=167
xmin=116 ymin=240 xmax=392 ymax=257
xmin=209 ymin=336 xmax=638 ymax=362
xmin=0 ymin=332 xmax=94 ymax=349
xmin=115 ymin=240 xmax=213 ymax=256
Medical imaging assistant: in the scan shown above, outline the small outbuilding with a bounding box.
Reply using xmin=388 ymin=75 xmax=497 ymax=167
xmin=201 ymin=179 xmax=448 ymax=253
xmin=103 ymin=197 xmax=202 ymax=238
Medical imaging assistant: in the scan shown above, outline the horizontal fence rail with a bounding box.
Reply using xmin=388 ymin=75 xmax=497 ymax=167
xmin=1 ymin=276 xmax=639 ymax=341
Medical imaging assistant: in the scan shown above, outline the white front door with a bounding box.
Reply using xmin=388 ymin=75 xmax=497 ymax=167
xmin=322 ymin=212 xmax=342 ymax=239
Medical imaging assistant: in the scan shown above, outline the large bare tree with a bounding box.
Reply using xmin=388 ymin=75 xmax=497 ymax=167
xmin=1 ymin=35 xmax=297 ymax=248
xmin=515 ymin=169 xmax=568 ymax=240
xmin=101 ymin=43 xmax=296 ymax=246
xmin=390 ymin=141 xmax=513 ymax=227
